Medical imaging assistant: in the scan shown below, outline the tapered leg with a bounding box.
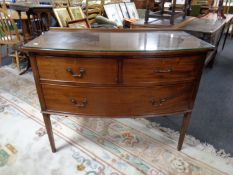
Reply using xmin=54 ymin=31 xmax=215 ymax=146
xmin=43 ymin=113 xmax=56 ymax=153
xmin=15 ymin=51 xmax=20 ymax=70
xmin=177 ymin=112 xmax=192 ymax=151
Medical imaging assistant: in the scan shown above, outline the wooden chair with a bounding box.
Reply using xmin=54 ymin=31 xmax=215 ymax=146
xmin=84 ymin=0 xmax=104 ymax=25
xmin=0 ymin=8 xmax=23 ymax=69
xmin=0 ymin=0 xmax=7 ymax=13
xmin=145 ymin=0 xmax=190 ymax=24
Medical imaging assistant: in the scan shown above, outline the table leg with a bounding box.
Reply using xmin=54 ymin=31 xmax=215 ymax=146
xmin=177 ymin=112 xmax=191 ymax=151
xmin=17 ymin=10 xmax=31 ymax=42
xmin=144 ymin=0 xmax=150 ymax=23
xmin=222 ymin=19 xmax=232 ymax=50
xmin=205 ymin=25 xmax=225 ymax=68
xmin=187 ymin=0 xmax=192 ymax=16
xmin=43 ymin=113 xmax=56 ymax=153
xmin=47 ymin=12 xmax=52 ymax=30
xmin=26 ymin=11 xmax=32 ymax=38
xmin=21 ymin=20 xmax=30 ymax=42
xmin=19 ymin=55 xmax=31 ymax=75
xmin=210 ymin=26 xmax=225 ymax=67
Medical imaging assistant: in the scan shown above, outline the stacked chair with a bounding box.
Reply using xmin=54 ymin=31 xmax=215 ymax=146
xmin=84 ymin=0 xmax=104 ymax=25
xmin=0 ymin=8 xmax=24 ymax=70
xmin=52 ymin=0 xmax=117 ymax=28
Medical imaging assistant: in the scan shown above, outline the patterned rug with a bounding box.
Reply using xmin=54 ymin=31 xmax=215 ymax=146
xmin=0 ymin=66 xmax=233 ymax=175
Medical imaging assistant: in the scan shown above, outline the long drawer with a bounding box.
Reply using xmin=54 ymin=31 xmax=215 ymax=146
xmin=36 ymin=56 xmax=117 ymax=84
xmin=42 ymin=83 xmax=194 ymax=116
xmin=123 ymin=56 xmax=204 ymax=85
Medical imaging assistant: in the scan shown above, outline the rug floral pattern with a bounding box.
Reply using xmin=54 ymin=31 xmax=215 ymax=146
xmin=0 ymin=66 xmax=231 ymax=175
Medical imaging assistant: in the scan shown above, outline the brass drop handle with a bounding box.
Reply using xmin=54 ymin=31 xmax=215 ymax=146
xmin=150 ymin=97 xmax=167 ymax=107
xmin=70 ymin=98 xmax=87 ymax=107
xmin=154 ymin=67 xmax=173 ymax=73
xmin=66 ymin=67 xmax=85 ymax=78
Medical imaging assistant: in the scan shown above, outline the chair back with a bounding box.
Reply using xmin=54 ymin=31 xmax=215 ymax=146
xmin=85 ymin=0 xmax=104 ymax=24
xmin=1 ymin=0 xmax=7 ymax=13
xmin=0 ymin=8 xmax=20 ymax=44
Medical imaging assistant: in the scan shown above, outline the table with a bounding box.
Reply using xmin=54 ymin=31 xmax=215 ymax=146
xmin=8 ymin=3 xmax=53 ymax=75
xmin=182 ymin=13 xmax=233 ymax=67
xmin=131 ymin=16 xmax=196 ymax=29
xmin=8 ymin=2 xmax=53 ymax=42
xmin=22 ymin=29 xmax=214 ymax=153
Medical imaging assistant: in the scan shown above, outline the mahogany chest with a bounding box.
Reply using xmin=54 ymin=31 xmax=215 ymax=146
xmin=22 ymin=29 xmax=214 ymax=152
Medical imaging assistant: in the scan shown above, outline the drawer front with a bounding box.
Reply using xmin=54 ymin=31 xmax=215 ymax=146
xmin=123 ymin=56 xmax=204 ymax=84
xmin=36 ymin=56 xmax=117 ymax=84
xmin=42 ymin=84 xmax=193 ymax=116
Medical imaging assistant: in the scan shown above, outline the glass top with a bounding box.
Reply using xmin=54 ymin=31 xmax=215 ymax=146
xmin=23 ymin=30 xmax=214 ymax=53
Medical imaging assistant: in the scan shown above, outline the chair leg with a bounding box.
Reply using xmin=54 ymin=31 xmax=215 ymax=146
xmin=15 ymin=51 xmax=20 ymax=70
xmin=6 ymin=45 xmax=9 ymax=56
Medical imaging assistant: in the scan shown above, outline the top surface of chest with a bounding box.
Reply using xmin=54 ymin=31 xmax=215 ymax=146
xmin=22 ymin=30 xmax=214 ymax=54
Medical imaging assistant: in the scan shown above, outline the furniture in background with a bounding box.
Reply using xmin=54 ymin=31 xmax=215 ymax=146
xmin=182 ymin=13 xmax=233 ymax=67
xmin=8 ymin=2 xmax=53 ymax=41
xmin=68 ymin=6 xmax=85 ymax=20
xmin=134 ymin=0 xmax=147 ymax=9
xmin=84 ymin=0 xmax=104 ymax=24
xmin=217 ymin=0 xmax=226 ymax=19
xmin=7 ymin=9 xmax=32 ymax=42
xmin=193 ymin=0 xmax=210 ymax=14
xmin=53 ymin=7 xmax=72 ymax=27
xmin=53 ymin=7 xmax=91 ymax=28
xmin=131 ymin=15 xmax=195 ymax=28
xmin=22 ymin=29 xmax=213 ymax=153
xmin=231 ymin=23 xmax=233 ymax=38
xmin=7 ymin=2 xmax=53 ymax=74
xmin=0 ymin=0 xmax=7 ymax=13
xmin=221 ymin=14 xmax=233 ymax=49
xmin=67 ymin=18 xmax=90 ymax=28
xmin=223 ymin=3 xmax=233 ymax=38
xmin=144 ymin=0 xmax=190 ymax=24
xmin=0 ymin=8 xmax=23 ymax=70
xmin=190 ymin=4 xmax=201 ymax=17
xmin=104 ymin=2 xmax=139 ymax=27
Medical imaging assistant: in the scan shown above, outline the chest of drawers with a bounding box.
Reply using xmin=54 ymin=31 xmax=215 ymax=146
xmin=23 ymin=29 xmax=214 ymax=153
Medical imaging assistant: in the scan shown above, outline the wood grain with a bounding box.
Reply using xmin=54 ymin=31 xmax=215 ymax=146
xmin=37 ymin=56 xmax=118 ymax=84
xmin=123 ymin=56 xmax=204 ymax=85
xmin=42 ymin=83 xmax=193 ymax=116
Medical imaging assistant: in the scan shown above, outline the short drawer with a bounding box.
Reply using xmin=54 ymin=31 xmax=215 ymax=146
xmin=42 ymin=83 xmax=193 ymax=116
xmin=123 ymin=56 xmax=204 ymax=85
xmin=36 ymin=56 xmax=117 ymax=84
